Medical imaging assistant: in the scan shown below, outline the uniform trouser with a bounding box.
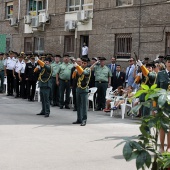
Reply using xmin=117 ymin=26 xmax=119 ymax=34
xmin=139 ymin=93 xmax=150 ymax=116
xmin=0 ymin=71 xmax=4 ymax=92
xmin=51 ymin=77 xmax=59 ymax=106
xmin=40 ymin=87 xmax=51 ymax=115
xmin=7 ymin=70 xmax=14 ymax=95
xmin=95 ymin=82 xmax=108 ymax=109
xmin=76 ymin=88 xmax=88 ymax=122
xmin=72 ymin=87 xmax=77 ymax=109
xmin=27 ymin=80 xmax=36 ymax=100
xmin=59 ymin=80 xmax=70 ymax=107
xmin=20 ymin=73 xmax=27 ymax=98
xmin=14 ymin=72 xmax=20 ymax=97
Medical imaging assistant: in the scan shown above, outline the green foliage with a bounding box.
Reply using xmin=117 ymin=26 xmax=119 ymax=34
xmin=115 ymin=84 xmax=170 ymax=170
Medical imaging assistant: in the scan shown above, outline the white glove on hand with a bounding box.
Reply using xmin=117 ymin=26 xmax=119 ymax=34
xmin=74 ymin=62 xmax=78 ymax=67
xmin=136 ymin=60 xmax=143 ymax=67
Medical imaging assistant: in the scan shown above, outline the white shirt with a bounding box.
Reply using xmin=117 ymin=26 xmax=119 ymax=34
xmin=4 ymin=57 xmax=16 ymax=70
xmin=82 ymin=46 xmax=88 ymax=55
xmin=14 ymin=60 xmax=23 ymax=73
xmin=20 ymin=61 xmax=26 ymax=73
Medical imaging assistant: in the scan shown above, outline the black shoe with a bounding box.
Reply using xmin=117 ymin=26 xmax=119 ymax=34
xmin=65 ymin=105 xmax=70 ymax=109
xmin=7 ymin=94 xmax=10 ymax=96
xmin=44 ymin=114 xmax=49 ymax=118
xmin=37 ymin=112 xmax=45 ymax=115
xmin=72 ymin=120 xmax=82 ymax=124
xmin=80 ymin=120 xmax=86 ymax=126
xmin=95 ymin=108 xmax=101 ymax=111
xmin=73 ymin=108 xmax=77 ymax=111
xmin=60 ymin=106 xmax=63 ymax=109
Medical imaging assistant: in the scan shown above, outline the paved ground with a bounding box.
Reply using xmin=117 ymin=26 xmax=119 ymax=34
xmin=0 ymin=93 xmax=140 ymax=170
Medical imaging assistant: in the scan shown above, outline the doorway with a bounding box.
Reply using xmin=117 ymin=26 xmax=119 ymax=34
xmin=80 ymin=35 xmax=89 ymax=57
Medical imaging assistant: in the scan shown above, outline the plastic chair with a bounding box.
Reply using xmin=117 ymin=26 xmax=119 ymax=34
xmin=34 ymin=82 xmax=40 ymax=102
xmin=88 ymin=87 xmax=97 ymax=111
xmin=70 ymin=89 xmax=73 ymax=108
xmin=105 ymin=86 xmax=113 ymax=100
xmin=3 ymin=77 xmax=7 ymax=94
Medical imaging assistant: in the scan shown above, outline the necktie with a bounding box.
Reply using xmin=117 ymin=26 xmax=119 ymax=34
xmin=168 ymin=72 xmax=170 ymax=78
xmin=112 ymin=64 xmax=115 ymax=73
xmin=117 ymin=72 xmax=119 ymax=78
xmin=126 ymin=66 xmax=131 ymax=80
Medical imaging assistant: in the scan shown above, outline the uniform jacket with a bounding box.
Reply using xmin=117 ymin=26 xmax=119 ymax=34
xmin=25 ymin=62 xmax=38 ymax=81
xmin=38 ymin=65 xmax=52 ymax=89
xmin=156 ymin=70 xmax=169 ymax=89
xmin=125 ymin=64 xmax=135 ymax=86
xmin=111 ymin=71 xmax=125 ymax=90
xmin=107 ymin=63 xmax=117 ymax=74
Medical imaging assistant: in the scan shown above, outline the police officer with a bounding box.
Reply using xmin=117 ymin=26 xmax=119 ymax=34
xmin=94 ymin=57 xmax=112 ymax=111
xmin=72 ymin=58 xmax=91 ymax=126
xmin=51 ymin=55 xmax=61 ymax=107
xmin=56 ymin=54 xmax=73 ymax=109
xmin=36 ymin=58 xmax=52 ymax=117
xmin=0 ymin=53 xmax=4 ymax=93
xmin=13 ymin=55 xmax=24 ymax=98
xmin=156 ymin=56 xmax=170 ymax=152
xmin=4 ymin=51 xmax=16 ymax=96
xmin=25 ymin=55 xmax=38 ymax=101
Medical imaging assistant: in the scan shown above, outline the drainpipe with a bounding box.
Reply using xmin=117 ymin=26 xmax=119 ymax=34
xmin=46 ymin=0 xmax=48 ymax=16
xmin=18 ymin=0 xmax=21 ymax=22
xmin=138 ymin=0 xmax=142 ymax=58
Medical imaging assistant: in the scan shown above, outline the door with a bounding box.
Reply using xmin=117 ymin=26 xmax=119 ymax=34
xmin=80 ymin=35 xmax=89 ymax=57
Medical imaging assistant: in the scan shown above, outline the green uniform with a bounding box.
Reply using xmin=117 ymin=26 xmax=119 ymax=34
xmin=76 ymin=67 xmax=91 ymax=123
xmin=94 ymin=65 xmax=112 ymax=110
xmin=38 ymin=65 xmax=52 ymax=116
xmin=57 ymin=63 xmax=73 ymax=108
xmin=140 ymin=72 xmax=157 ymax=116
xmin=51 ymin=62 xmax=61 ymax=106
xmin=0 ymin=59 xmax=4 ymax=92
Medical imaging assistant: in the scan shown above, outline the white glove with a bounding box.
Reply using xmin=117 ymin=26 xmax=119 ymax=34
xmin=74 ymin=62 xmax=78 ymax=67
xmin=136 ymin=60 xmax=143 ymax=67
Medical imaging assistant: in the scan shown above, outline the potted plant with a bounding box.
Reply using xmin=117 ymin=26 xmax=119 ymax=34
xmin=116 ymin=84 xmax=170 ymax=170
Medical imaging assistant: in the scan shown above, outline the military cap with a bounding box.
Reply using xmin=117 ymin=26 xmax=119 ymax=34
xmin=81 ymin=58 xmax=90 ymax=62
xmin=158 ymin=55 xmax=164 ymax=59
xmin=144 ymin=57 xmax=149 ymax=60
xmin=55 ymin=55 xmax=61 ymax=58
xmin=165 ymin=55 xmax=170 ymax=61
xmin=98 ymin=57 xmax=106 ymax=61
xmin=18 ymin=55 xmax=24 ymax=58
xmin=146 ymin=62 xmax=154 ymax=67
xmin=0 ymin=52 xmax=4 ymax=55
xmin=24 ymin=57 xmax=29 ymax=60
xmin=92 ymin=57 xmax=98 ymax=61
xmin=63 ymin=53 xmax=70 ymax=58
xmin=30 ymin=55 xmax=35 ymax=59
xmin=8 ymin=50 xmax=14 ymax=54
xmin=44 ymin=57 xmax=52 ymax=62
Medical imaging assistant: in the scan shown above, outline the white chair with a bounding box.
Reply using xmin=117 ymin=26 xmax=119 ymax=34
xmin=105 ymin=86 xmax=113 ymax=100
xmin=3 ymin=77 xmax=7 ymax=94
xmin=34 ymin=82 xmax=40 ymax=102
xmin=88 ymin=87 xmax=97 ymax=111
xmin=70 ymin=89 xmax=73 ymax=108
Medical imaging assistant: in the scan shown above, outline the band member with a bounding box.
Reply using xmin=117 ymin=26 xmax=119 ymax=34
xmin=72 ymin=58 xmax=91 ymax=126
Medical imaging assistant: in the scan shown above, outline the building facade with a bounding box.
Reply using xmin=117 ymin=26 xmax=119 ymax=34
xmin=0 ymin=0 xmax=170 ymax=62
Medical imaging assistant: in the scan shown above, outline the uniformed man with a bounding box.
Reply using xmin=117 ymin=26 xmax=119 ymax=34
xmin=13 ymin=55 xmax=24 ymax=98
xmin=51 ymin=55 xmax=61 ymax=107
xmin=94 ymin=57 xmax=112 ymax=111
xmin=36 ymin=57 xmax=52 ymax=117
xmin=25 ymin=55 xmax=38 ymax=101
xmin=72 ymin=58 xmax=91 ymax=126
xmin=70 ymin=58 xmax=82 ymax=111
xmin=156 ymin=56 xmax=170 ymax=152
xmin=56 ymin=54 xmax=73 ymax=109
xmin=136 ymin=60 xmax=157 ymax=116
xmin=0 ymin=53 xmax=5 ymax=93
xmin=4 ymin=51 xmax=16 ymax=96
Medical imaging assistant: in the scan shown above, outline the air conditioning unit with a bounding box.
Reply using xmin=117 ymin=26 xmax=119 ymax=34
xmin=31 ymin=16 xmax=40 ymax=28
xmin=64 ymin=20 xmax=76 ymax=31
xmin=9 ymin=18 xmax=18 ymax=27
xmin=77 ymin=10 xmax=90 ymax=22
xmin=24 ymin=15 xmax=32 ymax=24
xmin=39 ymin=13 xmax=49 ymax=23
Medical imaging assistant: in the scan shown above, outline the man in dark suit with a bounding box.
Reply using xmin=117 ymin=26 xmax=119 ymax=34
xmin=25 ymin=55 xmax=38 ymax=101
xmin=108 ymin=57 xmax=117 ymax=74
xmin=111 ymin=65 xmax=125 ymax=90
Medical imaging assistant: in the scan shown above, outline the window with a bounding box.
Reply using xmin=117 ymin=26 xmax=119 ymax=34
xmin=24 ymin=37 xmax=33 ymax=53
xmin=66 ymin=0 xmax=93 ymax=12
xmin=27 ymin=0 xmax=46 ymax=16
xmin=64 ymin=36 xmax=75 ymax=54
xmin=116 ymin=0 xmax=133 ymax=6
xmin=115 ymin=34 xmax=132 ymax=59
xmin=6 ymin=2 xmax=13 ymax=19
xmin=34 ymin=37 xmax=44 ymax=54
xmin=166 ymin=33 xmax=170 ymax=55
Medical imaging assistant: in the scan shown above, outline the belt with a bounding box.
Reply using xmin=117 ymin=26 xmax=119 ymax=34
xmin=95 ymin=81 xmax=108 ymax=83
xmin=60 ymin=79 xmax=69 ymax=82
